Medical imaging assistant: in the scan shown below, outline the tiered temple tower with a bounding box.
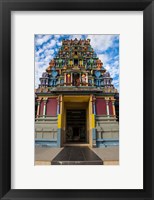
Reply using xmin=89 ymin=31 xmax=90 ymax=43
xmin=35 ymin=38 xmax=119 ymax=148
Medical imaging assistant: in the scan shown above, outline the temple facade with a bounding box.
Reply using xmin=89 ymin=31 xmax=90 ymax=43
xmin=35 ymin=38 xmax=119 ymax=148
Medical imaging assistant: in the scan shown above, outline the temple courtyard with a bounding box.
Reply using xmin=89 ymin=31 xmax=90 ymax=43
xmin=35 ymin=146 xmax=119 ymax=165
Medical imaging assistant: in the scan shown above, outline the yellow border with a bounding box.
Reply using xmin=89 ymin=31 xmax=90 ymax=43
xmin=58 ymin=114 xmax=62 ymax=128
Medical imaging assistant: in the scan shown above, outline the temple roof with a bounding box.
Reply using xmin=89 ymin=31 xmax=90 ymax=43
xmin=36 ymin=38 xmax=118 ymax=94
xmin=46 ymin=38 xmax=104 ymax=73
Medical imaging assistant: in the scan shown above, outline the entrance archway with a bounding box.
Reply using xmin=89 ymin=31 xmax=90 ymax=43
xmin=66 ymin=109 xmax=86 ymax=143
xmin=62 ymin=95 xmax=92 ymax=146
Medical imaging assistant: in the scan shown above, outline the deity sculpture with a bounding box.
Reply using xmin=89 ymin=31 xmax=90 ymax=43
xmin=66 ymin=126 xmax=73 ymax=139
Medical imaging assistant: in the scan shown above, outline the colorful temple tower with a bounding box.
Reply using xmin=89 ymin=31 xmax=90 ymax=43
xmin=35 ymin=38 xmax=119 ymax=148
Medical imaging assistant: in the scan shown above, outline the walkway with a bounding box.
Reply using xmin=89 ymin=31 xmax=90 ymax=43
xmin=35 ymin=146 xmax=119 ymax=165
xmin=51 ymin=147 xmax=103 ymax=165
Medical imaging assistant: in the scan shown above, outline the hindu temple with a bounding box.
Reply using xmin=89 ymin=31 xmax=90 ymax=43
xmin=35 ymin=38 xmax=119 ymax=148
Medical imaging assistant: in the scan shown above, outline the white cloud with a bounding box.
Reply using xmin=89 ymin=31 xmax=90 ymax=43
xmin=35 ymin=62 xmax=48 ymax=88
xmin=86 ymin=35 xmax=117 ymax=52
xmin=42 ymin=39 xmax=56 ymax=50
xmin=102 ymin=54 xmax=119 ymax=90
xmin=36 ymin=35 xmax=43 ymax=39
xmin=35 ymin=48 xmax=44 ymax=57
xmin=44 ymin=55 xmax=54 ymax=63
xmin=112 ymin=79 xmax=119 ymax=91
xmin=54 ymin=35 xmax=61 ymax=39
xmin=40 ymin=54 xmax=45 ymax=59
xmin=97 ymin=54 xmax=109 ymax=65
xmin=57 ymin=42 xmax=62 ymax=46
xmin=49 ymin=39 xmax=56 ymax=47
xmin=112 ymin=79 xmax=119 ymax=85
xmin=107 ymin=61 xmax=119 ymax=80
xmin=105 ymin=64 xmax=111 ymax=71
xmin=44 ymin=49 xmax=55 ymax=56
xmin=69 ymin=35 xmax=84 ymax=40
xmin=35 ymin=35 xmax=52 ymax=46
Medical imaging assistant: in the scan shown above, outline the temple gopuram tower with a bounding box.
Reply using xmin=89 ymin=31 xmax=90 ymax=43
xmin=35 ymin=38 xmax=119 ymax=148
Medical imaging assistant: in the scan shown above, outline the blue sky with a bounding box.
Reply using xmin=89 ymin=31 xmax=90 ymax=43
xmin=35 ymin=34 xmax=119 ymax=90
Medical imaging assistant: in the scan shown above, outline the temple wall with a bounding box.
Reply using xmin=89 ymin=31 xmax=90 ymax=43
xmin=35 ymin=117 xmax=59 ymax=147
xmin=46 ymin=98 xmax=57 ymax=116
xmin=95 ymin=116 xmax=119 ymax=147
xmin=35 ymin=95 xmax=119 ymax=148
xmin=94 ymin=90 xmax=119 ymax=147
xmin=96 ymin=98 xmax=106 ymax=115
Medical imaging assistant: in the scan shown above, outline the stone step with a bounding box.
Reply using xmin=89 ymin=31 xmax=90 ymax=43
xmin=51 ymin=147 xmax=103 ymax=165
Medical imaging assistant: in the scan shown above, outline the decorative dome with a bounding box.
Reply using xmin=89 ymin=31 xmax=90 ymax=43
xmin=104 ymin=72 xmax=110 ymax=77
xmin=42 ymin=72 xmax=48 ymax=78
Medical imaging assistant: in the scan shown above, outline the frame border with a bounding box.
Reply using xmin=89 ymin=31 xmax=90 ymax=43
xmin=0 ymin=0 xmax=153 ymax=199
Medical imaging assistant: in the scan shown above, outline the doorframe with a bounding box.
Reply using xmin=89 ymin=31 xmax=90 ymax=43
xmin=61 ymin=95 xmax=91 ymax=147
xmin=65 ymin=108 xmax=87 ymax=143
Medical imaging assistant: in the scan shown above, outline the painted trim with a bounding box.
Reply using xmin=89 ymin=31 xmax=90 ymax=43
xmin=92 ymin=128 xmax=96 ymax=146
xmin=91 ymin=114 xmax=95 ymax=128
xmin=96 ymin=138 xmax=119 ymax=147
xmin=57 ymin=128 xmax=61 ymax=147
xmin=58 ymin=114 xmax=62 ymax=128
xmin=35 ymin=139 xmax=57 ymax=147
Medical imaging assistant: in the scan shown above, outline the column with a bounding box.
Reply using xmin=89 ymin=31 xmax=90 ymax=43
xmin=112 ymin=100 xmax=116 ymax=117
xmin=36 ymin=99 xmax=41 ymax=118
xmin=64 ymin=73 xmax=66 ymax=85
xmin=106 ymin=100 xmax=110 ymax=117
xmin=80 ymin=73 xmax=82 ymax=86
xmin=43 ymin=98 xmax=47 ymax=118
xmin=57 ymin=95 xmax=63 ymax=147
xmin=89 ymin=95 xmax=96 ymax=147
xmin=86 ymin=72 xmax=88 ymax=86
xmin=71 ymin=73 xmax=73 ymax=86
xmin=92 ymin=78 xmax=94 ymax=86
xmin=59 ymin=95 xmax=63 ymax=114
xmin=57 ymin=96 xmax=60 ymax=115
xmin=92 ymin=95 xmax=96 ymax=115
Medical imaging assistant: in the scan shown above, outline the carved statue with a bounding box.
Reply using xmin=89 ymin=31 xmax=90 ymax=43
xmin=49 ymin=59 xmax=55 ymax=67
xmin=96 ymin=59 xmax=103 ymax=69
xmin=79 ymin=126 xmax=85 ymax=138
xmin=66 ymin=126 xmax=73 ymax=139
xmin=81 ymin=74 xmax=86 ymax=85
xmin=96 ymin=122 xmax=103 ymax=139
xmin=75 ymin=78 xmax=80 ymax=86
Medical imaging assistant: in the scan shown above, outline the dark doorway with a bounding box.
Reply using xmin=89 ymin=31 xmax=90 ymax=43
xmin=66 ymin=109 xmax=86 ymax=143
xmin=74 ymin=59 xmax=78 ymax=65
xmin=73 ymin=72 xmax=80 ymax=86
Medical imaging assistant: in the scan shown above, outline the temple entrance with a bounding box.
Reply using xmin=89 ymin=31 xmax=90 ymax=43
xmin=62 ymin=96 xmax=91 ymax=147
xmin=66 ymin=109 xmax=86 ymax=143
